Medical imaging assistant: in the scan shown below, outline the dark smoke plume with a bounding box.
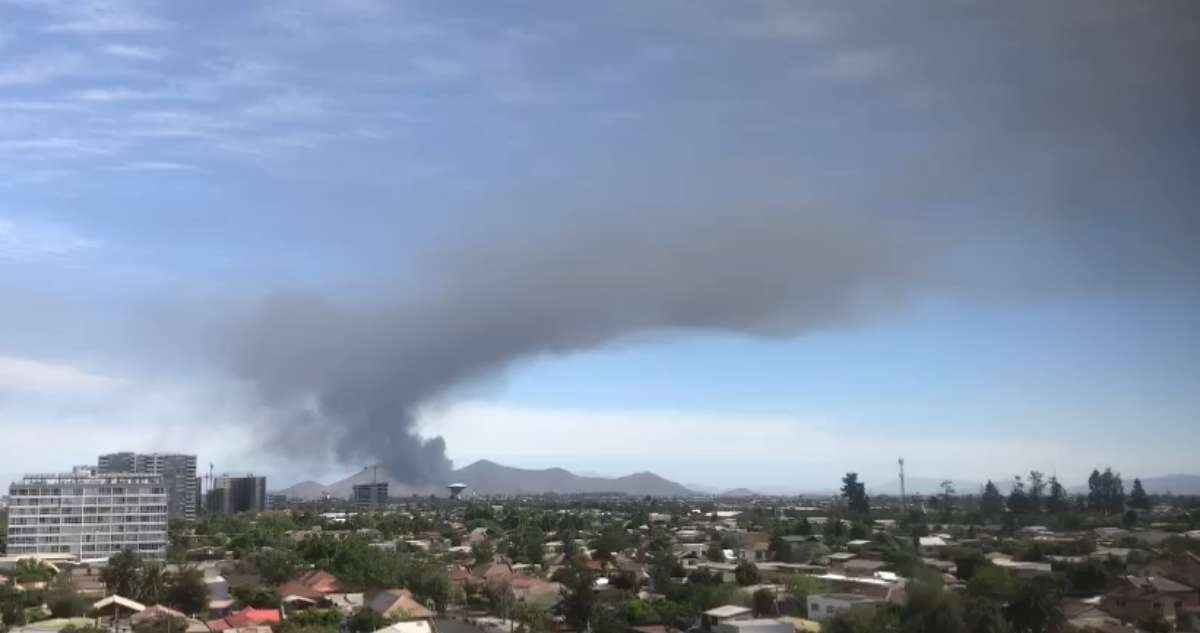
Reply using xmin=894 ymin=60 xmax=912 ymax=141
xmin=227 ymin=0 xmax=1199 ymax=485
xmin=229 ymin=209 xmax=921 ymax=484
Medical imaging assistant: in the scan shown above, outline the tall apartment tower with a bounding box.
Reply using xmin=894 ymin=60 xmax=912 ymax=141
xmin=6 ymin=472 xmax=168 ymax=560
xmin=209 ymin=475 xmax=267 ymax=514
xmin=97 ymin=453 xmax=198 ymax=522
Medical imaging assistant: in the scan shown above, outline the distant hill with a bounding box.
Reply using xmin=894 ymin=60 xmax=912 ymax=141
xmin=285 ymin=460 xmax=696 ymax=499
xmin=453 ymin=460 xmax=695 ymax=497
xmin=720 ymin=488 xmax=762 ymax=497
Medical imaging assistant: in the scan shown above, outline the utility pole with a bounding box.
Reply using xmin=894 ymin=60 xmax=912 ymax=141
xmin=899 ymin=458 xmax=907 ymax=513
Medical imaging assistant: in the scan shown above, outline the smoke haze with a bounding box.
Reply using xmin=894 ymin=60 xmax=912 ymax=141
xmin=219 ymin=0 xmax=1200 ymax=484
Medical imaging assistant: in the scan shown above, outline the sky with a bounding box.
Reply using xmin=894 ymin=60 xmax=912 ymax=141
xmin=1 ymin=0 xmax=1199 ymax=493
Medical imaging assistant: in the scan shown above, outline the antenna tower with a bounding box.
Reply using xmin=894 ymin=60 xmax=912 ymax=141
xmin=899 ymin=458 xmax=907 ymax=513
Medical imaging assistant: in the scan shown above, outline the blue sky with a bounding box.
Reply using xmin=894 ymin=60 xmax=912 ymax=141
xmin=1 ymin=0 xmax=1198 ymax=492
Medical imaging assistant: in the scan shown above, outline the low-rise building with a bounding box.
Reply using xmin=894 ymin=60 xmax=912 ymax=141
xmin=1102 ymin=576 xmax=1199 ymax=623
xmin=806 ymin=594 xmax=888 ymax=622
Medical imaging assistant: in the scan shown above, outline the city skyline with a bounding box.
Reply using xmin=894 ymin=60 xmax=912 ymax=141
xmin=1 ymin=1 xmax=1198 ymax=488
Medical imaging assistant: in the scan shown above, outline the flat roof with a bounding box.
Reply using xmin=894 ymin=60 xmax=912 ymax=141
xmin=704 ymin=605 xmax=753 ymax=618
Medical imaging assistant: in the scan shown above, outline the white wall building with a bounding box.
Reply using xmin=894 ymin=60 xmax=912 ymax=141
xmin=6 ymin=472 xmax=169 ymax=561
xmin=807 ymin=594 xmax=889 ymax=622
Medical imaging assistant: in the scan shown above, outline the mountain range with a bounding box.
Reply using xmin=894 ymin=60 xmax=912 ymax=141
xmin=281 ymin=460 xmax=695 ymax=499
xmin=278 ymin=463 xmax=1200 ymax=500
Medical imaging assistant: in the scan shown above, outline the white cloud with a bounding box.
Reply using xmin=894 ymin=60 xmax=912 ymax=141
xmin=0 ymin=216 xmax=99 ymax=261
xmin=0 ymin=99 xmax=89 ymax=112
xmin=45 ymin=10 xmax=173 ymax=33
xmin=0 ymin=52 xmax=82 ymax=86
xmin=72 ymin=87 xmax=173 ymax=102
xmin=0 ymin=356 xmax=126 ymax=394
xmin=241 ymin=92 xmax=331 ymax=118
xmin=99 ymin=43 xmax=163 ymax=60
xmin=106 ymin=161 xmax=196 ymax=171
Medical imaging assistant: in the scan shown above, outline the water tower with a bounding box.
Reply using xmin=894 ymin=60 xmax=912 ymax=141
xmin=447 ymin=483 xmax=467 ymax=499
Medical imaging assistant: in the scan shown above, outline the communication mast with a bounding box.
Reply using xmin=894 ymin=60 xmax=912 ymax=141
xmin=899 ymin=458 xmax=907 ymax=513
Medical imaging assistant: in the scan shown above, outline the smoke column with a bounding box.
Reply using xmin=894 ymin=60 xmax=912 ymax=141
xmin=225 ymin=0 xmax=1199 ymax=485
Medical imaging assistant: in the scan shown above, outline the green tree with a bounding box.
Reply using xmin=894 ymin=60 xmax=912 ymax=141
xmin=471 ymin=539 xmax=495 ymax=564
xmin=101 ymin=549 xmax=144 ymax=597
xmin=1137 ymin=609 xmax=1173 ymax=633
xmin=1028 ymin=472 xmax=1046 ymax=517
xmin=167 ymin=566 xmax=209 ymax=615
xmin=783 ymin=575 xmax=832 ymax=617
xmin=137 ymin=563 xmax=171 ymax=605
xmin=767 ymin=536 xmax=793 ymax=563
xmin=231 ymin=585 xmax=281 ymax=609
xmin=751 ymin=588 xmax=777 ymax=617
xmin=1129 ymin=478 xmax=1150 ymax=511
xmin=47 ymin=575 xmax=88 ymax=618
xmin=899 ymin=578 xmax=966 ymax=633
xmin=954 ymin=548 xmax=989 ymax=581
xmin=1045 ymin=477 xmax=1069 ymax=515
xmin=981 ymin=481 xmax=1005 ymax=519
xmin=1005 ymin=576 xmax=1065 ymax=633
xmin=347 ymin=608 xmax=387 ymax=633
xmin=841 ymin=473 xmax=870 ymax=516
xmin=559 ymin=564 xmax=598 ymax=632
xmin=1087 ymin=469 xmax=1103 ymax=512
xmin=733 ymin=562 xmax=762 ymax=586
xmin=620 ymin=599 xmax=661 ymax=625
xmin=251 ymin=547 xmax=303 ymax=586
xmin=1008 ymin=477 xmax=1030 ymax=516
xmin=967 ymin=566 xmax=1014 ymax=603
xmin=964 ymin=595 xmax=1011 ymax=633
xmin=705 ymin=542 xmax=725 ymax=562
xmin=1122 ymin=509 xmax=1138 ymax=529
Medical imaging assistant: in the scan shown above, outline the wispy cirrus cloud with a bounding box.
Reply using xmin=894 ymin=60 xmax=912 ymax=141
xmin=99 ymin=43 xmax=162 ymax=60
xmin=0 ymin=216 xmax=99 ymax=262
xmin=0 ymin=51 xmax=82 ymax=86
xmin=105 ymin=161 xmax=196 ymax=171
xmin=72 ymin=86 xmax=175 ymax=102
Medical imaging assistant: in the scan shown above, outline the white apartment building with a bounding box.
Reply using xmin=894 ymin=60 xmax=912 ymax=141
xmin=6 ymin=472 xmax=169 ymax=561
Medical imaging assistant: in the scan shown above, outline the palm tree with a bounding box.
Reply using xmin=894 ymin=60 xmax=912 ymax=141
xmin=100 ymin=550 xmax=144 ymax=597
xmin=137 ymin=563 xmax=171 ymax=606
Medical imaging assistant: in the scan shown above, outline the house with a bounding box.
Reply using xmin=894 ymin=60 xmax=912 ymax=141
xmin=805 ymin=594 xmax=888 ymax=622
xmin=468 ymin=527 xmax=491 ymax=543
xmin=1102 ymin=576 xmax=1200 ymax=623
xmin=917 ymin=537 xmax=948 ymax=557
xmin=371 ymin=621 xmax=436 ymax=633
xmin=825 ymin=553 xmax=857 ymax=569
xmin=702 ymin=605 xmax=753 ymax=629
xmin=471 ymin=561 xmax=515 ymax=584
xmin=992 ymin=559 xmax=1053 ymax=579
xmin=366 ymin=589 xmax=435 ymax=620
xmin=206 ymin=608 xmax=281 ymax=631
xmin=297 ymin=570 xmax=341 ymax=594
xmin=713 ymin=619 xmax=793 ymax=633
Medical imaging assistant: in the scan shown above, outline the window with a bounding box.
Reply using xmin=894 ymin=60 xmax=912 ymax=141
xmin=1153 ymin=602 xmax=1162 ymax=610
xmin=811 ymin=603 xmax=819 ymax=613
xmin=826 ymin=606 xmax=834 ymax=614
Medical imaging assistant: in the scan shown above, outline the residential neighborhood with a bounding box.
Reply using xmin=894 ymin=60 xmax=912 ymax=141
xmin=3 ymin=456 xmax=1200 ymax=633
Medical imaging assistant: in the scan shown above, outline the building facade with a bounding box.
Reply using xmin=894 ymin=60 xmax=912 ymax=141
xmin=352 ymin=483 xmax=389 ymax=510
xmin=97 ymin=453 xmax=198 ymax=522
xmin=209 ymin=475 xmax=266 ymax=514
xmin=6 ymin=472 xmax=168 ymax=560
